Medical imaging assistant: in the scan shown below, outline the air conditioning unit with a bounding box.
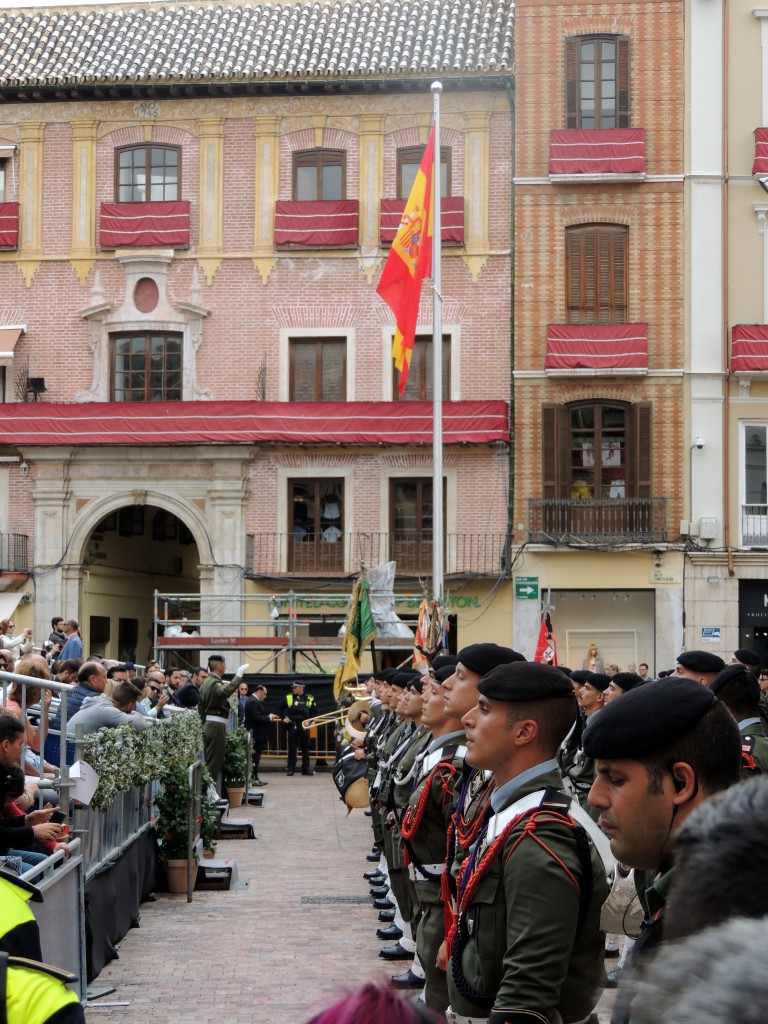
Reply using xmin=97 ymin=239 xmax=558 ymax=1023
xmin=698 ymin=517 xmax=718 ymax=540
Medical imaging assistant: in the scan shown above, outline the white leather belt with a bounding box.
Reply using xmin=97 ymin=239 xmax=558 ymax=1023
xmin=408 ymin=862 xmax=445 ymax=882
xmin=205 ymin=715 xmax=228 ymax=724
xmin=445 ymin=1009 xmax=487 ymax=1024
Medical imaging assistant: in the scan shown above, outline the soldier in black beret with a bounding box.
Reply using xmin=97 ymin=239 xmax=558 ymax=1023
xmin=446 ymin=662 xmax=610 ymax=1024
xmin=710 ymin=663 xmax=768 ymax=774
xmin=732 ymin=647 xmax=760 ymax=670
xmin=583 ymin=678 xmax=742 ymax=1024
xmin=675 ymin=649 xmax=725 ymax=686
xmin=559 ymin=671 xmax=610 ymax=816
xmin=605 ymin=671 xmax=645 ymax=704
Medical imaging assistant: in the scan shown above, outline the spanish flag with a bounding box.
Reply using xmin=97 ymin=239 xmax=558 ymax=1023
xmin=377 ymin=128 xmax=435 ymax=395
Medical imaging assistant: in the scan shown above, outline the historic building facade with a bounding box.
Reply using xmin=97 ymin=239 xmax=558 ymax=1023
xmin=0 ymin=1 xmax=515 ymax=668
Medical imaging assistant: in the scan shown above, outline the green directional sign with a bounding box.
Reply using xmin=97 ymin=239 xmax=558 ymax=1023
xmin=515 ymin=576 xmax=539 ymax=600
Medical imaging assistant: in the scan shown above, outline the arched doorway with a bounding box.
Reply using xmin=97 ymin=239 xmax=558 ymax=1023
xmin=80 ymin=502 xmax=200 ymax=665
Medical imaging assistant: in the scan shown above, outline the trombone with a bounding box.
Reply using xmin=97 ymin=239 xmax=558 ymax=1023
xmin=302 ymin=697 xmax=372 ymax=739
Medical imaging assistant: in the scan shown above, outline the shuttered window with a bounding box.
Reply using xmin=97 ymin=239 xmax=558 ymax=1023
xmin=565 ymin=36 xmax=630 ymax=129
xmin=566 ymin=224 xmax=628 ymax=324
xmin=541 ymin=401 xmax=651 ymax=498
xmin=289 ymin=338 xmax=346 ymax=401
xmin=293 ymin=150 xmax=345 ymax=201
xmin=393 ymin=334 xmax=451 ymax=401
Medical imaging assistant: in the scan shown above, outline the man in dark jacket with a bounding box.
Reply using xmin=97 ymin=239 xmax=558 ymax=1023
xmin=243 ymin=684 xmax=276 ymax=785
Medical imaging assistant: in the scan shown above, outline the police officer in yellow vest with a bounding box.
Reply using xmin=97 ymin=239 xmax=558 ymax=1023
xmin=1 ymin=952 xmax=84 ymax=1024
xmin=0 ymin=868 xmax=43 ymax=961
xmin=279 ymin=681 xmax=316 ymax=776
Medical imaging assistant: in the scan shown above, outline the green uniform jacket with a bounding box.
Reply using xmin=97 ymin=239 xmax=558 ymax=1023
xmin=449 ymin=766 xmax=608 ymax=1023
xmin=197 ymin=671 xmax=240 ymax=721
xmin=739 ymin=719 xmax=768 ymax=774
xmin=620 ymin=867 xmax=675 ymax=1024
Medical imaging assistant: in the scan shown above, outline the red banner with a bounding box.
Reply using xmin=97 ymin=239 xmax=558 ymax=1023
xmin=380 ymin=197 xmax=464 ymax=245
xmin=0 ymin=202 xmax=19 ymax=248
xmin=546 ymin=323 xmax=648 ymax=370
xmin=100 ymin=201 xmax=190 ymax=248
xmin=732 ymin=324 xmax=768 ymax=372
xmin=274 ymin=199 xmax=359 ymax=247
xmin=549 ymin=129 xmax=645 ymax=176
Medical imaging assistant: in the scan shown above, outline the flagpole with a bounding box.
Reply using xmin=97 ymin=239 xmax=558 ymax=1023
xmin=431 ymin=81 xmax=444 ymax=606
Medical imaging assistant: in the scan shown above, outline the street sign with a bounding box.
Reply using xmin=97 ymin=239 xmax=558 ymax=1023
xmin=515 ymin=576 xmax=539 ymax=600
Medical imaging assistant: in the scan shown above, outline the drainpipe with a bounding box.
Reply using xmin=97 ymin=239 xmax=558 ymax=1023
xmin=506 ymin=78 xmax=516 ymax=565
xmin=722 ymin=0 xmax=734 ymax=576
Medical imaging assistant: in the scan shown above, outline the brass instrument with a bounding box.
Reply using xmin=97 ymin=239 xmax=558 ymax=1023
xmin=302 ymin=696 xmax=371 ymax=739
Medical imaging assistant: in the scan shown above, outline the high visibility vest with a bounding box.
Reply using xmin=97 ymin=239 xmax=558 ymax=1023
xmin=1 ymin=954 xmax=83 ymax=1024
xmin=285 ymin=694 xmax=315 ymax=708
xmin=0 ymin=873 xmax=43 ymax=962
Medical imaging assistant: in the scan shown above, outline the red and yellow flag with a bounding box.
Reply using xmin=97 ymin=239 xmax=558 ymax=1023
xmin=376 ymin=128 xmax=435 ymax=395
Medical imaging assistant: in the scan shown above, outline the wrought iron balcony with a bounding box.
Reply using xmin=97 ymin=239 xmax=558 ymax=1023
xmin=247 ymin=532 xmax=512 ymax=577
xmin=528 ymin=498 xmax=667 ymax=545
xmin=742 ymin=505 xmax=768 ymax=546
xmin=0 ymin=533 xmax=29 ymax=573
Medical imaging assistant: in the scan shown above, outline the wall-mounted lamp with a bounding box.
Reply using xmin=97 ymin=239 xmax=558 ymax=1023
xmin=19 ymin=460 xmax=28 ymax=478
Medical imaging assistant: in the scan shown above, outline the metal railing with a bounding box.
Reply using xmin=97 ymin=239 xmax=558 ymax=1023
xmin=248 ymin=531 xmax=512 ymax=576
xmin=0 ymin=532 xmax=28 ymax=572
xmin=742 ymin=504 xmax=768 ymax=545
xmin=527 ymin=497 xmax=667 ymax=544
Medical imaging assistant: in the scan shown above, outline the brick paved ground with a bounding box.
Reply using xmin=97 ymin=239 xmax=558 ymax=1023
xmin=86 ymin=771 xmax=617 ymax=1023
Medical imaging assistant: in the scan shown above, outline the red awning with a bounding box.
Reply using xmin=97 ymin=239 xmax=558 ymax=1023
xmin=274 ymin=200 xmax=359 ymax=247
xmin=0 ymin=400 xmax=509 ymax=446
xmin=0 ymin=202 xmax=19 ymax=248
xmin=99 ymin=201 xmax=190 ymax=248
xmin=732 ymin=324 xmax=768 ymax=371
xmin=380 ymin=197 xmax=464 ymax=244
xmin=754 ymin=129 xmax=768 ymax=174
xmin=549 ymin=129 xmax=646 ymax=176
xmin=545 ymin=324 xmax=649 ymax=370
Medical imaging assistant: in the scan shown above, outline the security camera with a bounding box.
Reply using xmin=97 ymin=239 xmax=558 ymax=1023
xmin=758 ymin=175 xmax=768 ymax=194
xmin=694 ymin=435 xmax=705 ymax=449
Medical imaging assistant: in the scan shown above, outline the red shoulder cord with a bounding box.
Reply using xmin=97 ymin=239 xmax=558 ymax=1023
xmin=445 ymin=808 xmax=581 ymax=956
xmin=442 ymin=780 xmax=496 ymax=916
xmin=401 ymin=761 xmax=458 ymax=865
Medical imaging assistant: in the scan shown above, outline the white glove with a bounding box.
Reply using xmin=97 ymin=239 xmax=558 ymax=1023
xmin=234 ymin=664 xmax=249 ymax=679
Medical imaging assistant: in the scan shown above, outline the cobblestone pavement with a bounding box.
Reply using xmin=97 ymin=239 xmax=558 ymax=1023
xmin=86 ymin=771 xmax=616 ymax=1023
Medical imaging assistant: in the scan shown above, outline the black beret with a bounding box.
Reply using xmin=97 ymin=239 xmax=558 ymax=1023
xmin=611 ymin=672 xmax=645 ymax=693
xmin=657 ymin=669 xmax=674 ymax=678
xmin=734 ymin=649 xmax=761 ymax=669
xmin=457 ymin=643 xmax=526 ymax=677
xmin=478 ymin=661 xmax=574 ymax=702
xmin=375 ymin=669 xmax=398 ymax=683
xmin=582 ymin=678 xmax=716 ymax=759
xmin=406 ymin=676 xmax=424 ymax=694
xmin=569 ymin=670 xmax=593 ymax=685
xmin=389 ymin=672 xmax=412 ymax=689
xmin=432 ymin=664 xmax=457 ymax=684
xmin=208 ymin=654 xmax=226 ymax=664
xmin=710 ymin=663 xmax=760 ymax=702
xmin=676 ymin=650 xmax=725 ymax=674
xmin=586 ymin=672 xmax=611 ymax=692
xmin=431 ymin=654 xmax=459 ymax=671
xmin=557 ymin=665 xmax=572 ymax=677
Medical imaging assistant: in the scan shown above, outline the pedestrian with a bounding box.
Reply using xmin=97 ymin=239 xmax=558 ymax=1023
xmin=279 ymin=681 xmax=316 ymax=776
xmin=243 ymin=684 xmax=277 ymax=785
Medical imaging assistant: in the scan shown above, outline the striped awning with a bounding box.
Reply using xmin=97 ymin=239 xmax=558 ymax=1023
xmin=732 ymin=324 xmax=768 ymax=371
xmin=380 ymin=197 xmax=464 ymax=244
xmin=549 ymin=129 xmax=646 ymax=176
xmin=274 ymin=200 xmax=359 ymax=248
xmin=545 ymin=324 xmax=649 ymax=371
xmin=99 ymin=201 xmax=190 ymax=248
xmin=0 ymin=202 xmax=19 ymax=248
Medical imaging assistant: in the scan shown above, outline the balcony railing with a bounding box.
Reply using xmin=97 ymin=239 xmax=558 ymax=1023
xmin=528 ymin=498 xmax=666 ymax=545
xmin=742 ymin=505 xmax=768 ymax=546
xmin=0 ymin=533 xmax=29 ymax=573
xmin=248 ymin=532 xmax=512 ymax=577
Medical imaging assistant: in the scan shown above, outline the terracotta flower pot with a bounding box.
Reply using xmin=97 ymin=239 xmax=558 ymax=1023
xmin=164 ymin=858 xmax=198 ymax=894
xmin=226 ymin=786 xmax=245 ymax=807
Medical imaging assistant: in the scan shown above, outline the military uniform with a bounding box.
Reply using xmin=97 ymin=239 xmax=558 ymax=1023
xmin=198 ymin=668 xmax=241 ymax=783
xmin=401 ymin=729 xmax=466 ymax=1012
xmin=447 ymin=764 xmax=609 ymax=1024
xmin=738 ymin=717 xmax=768 ymax=774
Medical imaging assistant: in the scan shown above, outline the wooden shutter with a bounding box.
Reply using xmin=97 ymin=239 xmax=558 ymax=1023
xmin=617 ymin=37 xmax=631 ymax=129
xmin=542 ymin=405 xmax=570 ymax=497
xmin=565 ymin=38 xmax=579 ymax=128
xmin=625 ymin=402 xmax=652 ymax=497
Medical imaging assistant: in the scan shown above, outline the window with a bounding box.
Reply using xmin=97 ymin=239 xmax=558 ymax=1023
xmin=397 ymin=146 xmax=451 ymax=199
xmin=566 ymin=35 xmax=630 ymax=129
xmin=119 ymin=506 xmax=145 ymax=537
xmin=289 ymin=338 xmax=346 ymax=401
xmin=112 ymin=332 xmax=182 ymax=402
xmin=390 ymin=478 xmax=445 ymax=572
xmin=393 ymin=334 xmax=450 ymax=401
xmin=293 ymin=150 xmax=345 ymax=201
xmin=742 ymin=426 xmax=768 ymax=545
xmin=116 ymin=145 xmax=179 ymax=203
xmin=542 ymin=401 xmax=651 ymax=499
xmin=566 ymin=224 xmax=627 ymax=324
xmin=289 ymin=479 xmax=344 ymax=571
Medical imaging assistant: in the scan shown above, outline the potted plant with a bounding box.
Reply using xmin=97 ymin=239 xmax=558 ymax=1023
xmin=155 ymin=759 xmax=198 ymax=892
xmin=223 ymin=726 xmax=248 ymax=806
